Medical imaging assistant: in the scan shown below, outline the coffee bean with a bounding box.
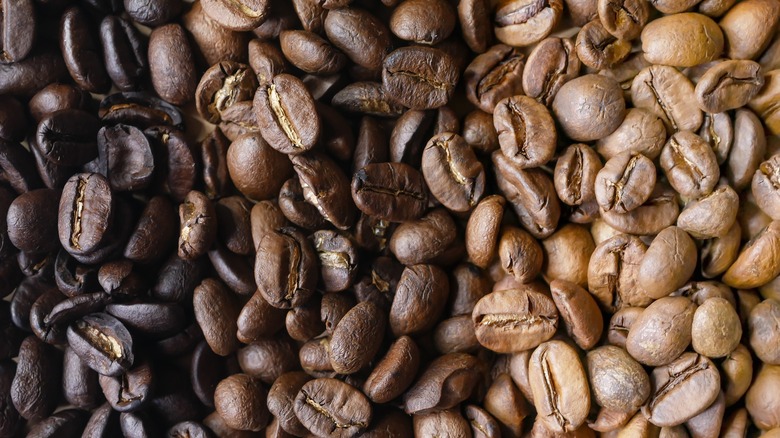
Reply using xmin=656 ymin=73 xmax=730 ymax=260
xmin=413 ymin=408 xmax=472 ymax=437
xmin=493 ymin=95 xmax=556 ymax=168
xmin=587 ymin=345 xmax=649 ymax=413
xmin=27 ymin=409 xmax=90 ymax=438
xmin=148 ymin=24 xmax=197 ymax=106
xmin=195 ymin=62 xmax=257 ymax=124
xmin=552 ymin=74 xmax=626 ymax=142
xmin=695 ymin=60 xmax=764 ymax=113
xmin=465 ymin=45 xmax=525 ymax=114
xmin=125 ymin=0 xmax=181 ymax=26
xmin=280 ymin=30 xmax=346 ymax=76
xmin=660 ymin=131 xmax=720 ymax=199
xmin=594 ymin=152 xmax=656 ymax=214
xmin=312 ymin=230 xmax=358 ymax=292
xmin=37 ymin=109 xmax=100 ymax=166
xmin=201 ymin=0 xmax=270 ymax=31
xmin=403 ymin=352 xmax=482 ymax=414
xmin=329 ymin=301 xmax=386 ymax=374
xmin=626 ymin=296 xmax=697 ymax=366
xmin=745 ymin=363 xmax=780 ymax=431
xmin=389 ymin=0 xmax=455 ymax=45
xmin=96 ymin=124 xmax=155 ymax=192
xmin=598 ymin=0 xmax=648 ymax=40
xmin=67 ymin=313 xmax=134 ymax=377
xmin=575 ymin=19 xmax=631 ymax=70
xmin=332 ymin=81 xmax=406 ymax=117
xmin=291 ymin=152 xmax=357 ymax=230
xmin=214 ymin=373 xmax=270 ymax=431
xmin=637 ymin=226 xmax=697 ymax=299
xmin=294 ymin=378 xmax=372 ymax=437
xmin=254 ymin=74 xmax=319 ymax=155
xmin=596 ymin=108 xmax=667 ymax=160
xmin=494 ymin=0 xmax=564 ymax=47
xmin=748 ymin=298 xmax=780 ymax=364
xmin=363 ymin=336 xmax=420 ymax=403
xmin=100 ymin=16 xmax=148 ymax=91
xmin=11 ymin=336 xmax=61 ymax=422
xmin=523 ymin=37 xmax=581 ymax=107
xmin=382 ymin=46 xmax=459 ymax=110
xmin=324 ymin=8 xmax=391 ymax=71
xmin=238 ymin=337 xmax=298 ymax=384
xmin=58 ymin=173 xmax=114 ymax=258
xmin=0 ymin=0 xmax=35 ymax=64
xmin=631 ymin=65 xmax=703 ymax=134
xmin=458 ymin=0 xmax=492 ymax=52
xmin=0 ymin=49 xmax=68 ymax=97
xmin=193 ymin=278 xmax=240 ymax=356
xmin=719 ymin=0 xmax=780 ymax=60
xmin=255 ymin=227 xmax=317 ymax=309
xmin=390 ymin=208 xmax=457 ymax=265
xmin=389 ymin=264 xmax=449 ymax=336
xmin=267 ymin=372 xmax=312 ymax=436
xmin=98 ymin=358 xmax=153 ymax=412
xmin=472 ymin=287 xmax=558 ymax=353
xmin=352 ymin=162 xmax=428 ymax=223
xmin=60 ymin=6 xmax=111 ymax=93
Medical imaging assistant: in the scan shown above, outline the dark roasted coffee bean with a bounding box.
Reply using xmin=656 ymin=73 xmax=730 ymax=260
xmin=0 ymin=0 xmax=35 ymax=64
xmin=7 ymin=188 xmax=60 ymax=254
xmin=120 ymin=410 xmax=159 ymax=438
xmin=238 ymin=337 xmax=298 ymax=384
xmin=67 ymin=312 xmax=134 ymax=377
xmin=106 ymin=302 xmax=185 ymax=338
xmin=26 ymin=408 xmax=90 ymax=438
xmin=37 ymin=109 xmax=100 ymax=166
xmin=332 ymin=81 xmax=406 ymax=117
xmin=255 ymin=226 xmax=317 ymax=309
xmin=178 ymin=190 xmax=217 ymax=260
xmin=200 ymin=128 xmax=233 ymax=200
xmin=98 ymin=358 xmax=153 ymax=412
xmin=28 ymin=83 xmax=91 ymax=124
xmin=96 ymin=124 xmax=155 ymax=191
xmin=285 ymin=295 xmax=325 ymax=342
xmin=0 ymin=360 xmax=21 ymax=437
xmin=494 ymin=0 xmax=564 ymax=47
xmin=201 ymin=0 xmax=269 ymax=31
xmin=184 ymin=1 xmax=249 ymax=67
xmin=58 ymin=173 xmax=114 ymax=258
xmin=382 ymin=46 xmax=458 ymax=110
xmin=0 ymin=96 xmax=27 ymax=142
xmin=193 ymin=278 xmax=240 ymax=356
xmin=63 ymin=346 xmax=102 ymax=410
xmin=214 ymin=373 xmax=270 ymax=431
xmin=11 ymin=336 xmax=61 ymax=422
xmin=0 ymin=138 xmax=44 ymax=194
xmin=100 ymin=15 xmax=148 ymax=91
xmin=60 ymin=6 xmax=110 ymax=93
xmin=124 ymin=0 xmax=181 ymax=26
xmin=191 ymin=340 xmax=227 ymax=408
xmin=329 ymin=301 xmax=385 ymax=374
xmin=0 ymin=49 xmax=68 ymax=97
xmin=195 ymin=61 xmax=257 ymax=124
xmin=294 ymin=378 xmax=372 ymax=437
xmin=124 ymin=196 xmax=177 ymax=264
xmin=149 ymin=24 xmax=197 ymax=106
xmin=389 ymin=264 xmax=448 ymax=336
xmin=280 ymin=30 xmax=346 ymax=76
xmin=389 ymin=0 xmax=455 ymax=45
xmin=30 ymin=289 xmax=68 ymax=345
xmin=100 ymin=92 xmax=184 ymax=130
xmin=82 ymin=402 xmax=121 ymax=438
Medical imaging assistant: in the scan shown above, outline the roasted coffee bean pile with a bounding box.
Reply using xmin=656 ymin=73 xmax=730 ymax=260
xmin=1 ymin=0 xmax=780 ymax=436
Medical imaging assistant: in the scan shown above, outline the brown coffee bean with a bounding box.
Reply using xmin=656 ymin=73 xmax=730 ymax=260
xmin=599 ymin=182 xmax=681 ymax=236
xmin=493 ymin=95 xmax=557 ymax=168
xmin=483 ymin=374 xmax=529 ymax=437
xmin=638 ymin=226 xmax=697 ymax=300
xmin=542 ymin=224 xmax=595 ymax=288
xmin=382 ymin=46 xmax=458 ymax=110
xmin=254 ymin=74 xmax=320 ymax=155
xmin=626 ymin=296 xmax=697 ymax=366
xmin=724 ymin=221 xmax=780 ymax=288
xmin=642 ymin=353 xmax=720 ymax=427
xmin=329 ymin=301 xmax=386 ymax=374
xmin=332 ymin=81 xmax=406 ymax=117
xmin=421 ymin=132 xmax=485 ymax=212
xmin=596 ymin=109 xmax=668 ymax=161
xmin=279 ymin=30 xmax=346 ymax=76
xmin=595 ymin=152 xmax=656 ymax=215
xmin=464 ymin=44 xmax=525 ymax=114
xmin=719 ymin=0 xmax=780 ymax=60
xmin=291 ymin=152 xmax=357 ymax=230
xmin=587 ymin=345 xmax=649 ymax=413
xmin=550 ymin=279 xmax=603 ymax=350
xmin=587 ymin=233 xmax=651 ymax=312
xmin=267 ymin=372 xmax=312 ymax=437
xmin=390 ymin=209 xmax=457 ymax=266
xmin=472 ymin=287 xmax=558 ymax=353
xmin=466 ymin=195 xmax=506 ymax=268
xmin=695 ymin=60 xmax=764 ymax=114
xmin=522 ymin=37 xmax=580 ymax=107
xmin=178 ymin=190 xmax=217 ymax=260
xmin=226 ymin=134 xmax=292 ymax=202
xmin=294 ymin=378 xmax=372 ymax=437
xmin=642 ymin=13 xmax=724 ymax=67
xmin=598 ymin=0 xmax=649 ymax=40
xmin=10 ymin=336 xmax=61 ymax=422
xmin=631 ymin=65 xmax=703 ymax=134
xmin=494 ymin=0 xmax=564 ymax=47
xmin=727 ymin=109 xmax=766 ymax=191
xmin=552 ymin=74 xmax=626 ymax=142
xmin=554 ymin=144 xmax=602 ymax=208
xmin=575 ymin=19 xmax=631 ymax=70
xmin=214 ymin=374 xmax=270 ymax=431
xmin=363 ymin=336 xmax=420 ymax=404
xmin=389 ymin=264 xmax=449 ymax=336
xmin=403 ymin=352 xmax=482 ymax=414
xmin=413 ymin=408 xmax=472 ymax=437
xmin=660 ymin=131 xmax=720 ymax=199
xmin=255 ymin=227 xmax=317 ymax=310
xmin=745 ymin=363 xmax=780 ymax=430
xmin=607 ymin=306 xmax=643 ymax=348
xmin=677 ymin=185 xmax=739 ymax=241
xmin=201 ymin=0 xmax=269 ymax=31
xmin=465 ymin=405 xmax=501 ymax=438
xmin=352 ymin=162 xmax=428 ymax=223
xmin=324 ymin=8 xmax=391 ymax=71
xmin=689 ymin=297 xmax=741 ymax=359
xmin=389 ymin=0 xmax=456 ymax=45
xmin=748 ymin=298 xmax=780 ymax=364
xmin=183 ymin=2 xmax=248 ymax=66
xmin=148 ymin=24 xmax=196 ymax=106
xmin=193 ymin=278 xmax=239 ymax=356
xmin=529 ymin=340 xmax=590 ymax=433
xmin=498 ymin=226 xmax=543 ymax=284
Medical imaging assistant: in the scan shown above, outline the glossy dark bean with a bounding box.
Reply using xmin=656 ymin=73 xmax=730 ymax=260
xmin=67 ymin=312 xmax=134 ymax=377
xmin=60 ymin=6 xmax=110 ymax=93
xmin=11 ymin=336 xmax=62 ymax=422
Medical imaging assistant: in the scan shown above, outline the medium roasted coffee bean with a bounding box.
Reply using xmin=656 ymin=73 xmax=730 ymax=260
xmin=389 ymin=264 xmax=449 ymax=336
xmin=458 ymin=0 xmax=492 ymax=52
xmin=421 ymin=132 xmax=485 ymax=212
xmin=60 ymin=6 xmax=111 ymax=93
xmin=280 ymin=30 xmax=346 ymax=76
xmin=278 ymin=177 xmax=329 ymax=231
xmin=552 ymin=74 xmax=625 ymax=142
xmin=748 ymin=298 xmax=780 ymax=364
xmin=587 ymin=345 xmax=649 ymax=413
xmin=352 ymin=162 xmax=428 ymax=223
xmin=254 ymin=74 xmax=319 ymax=155
xmin=382 ymin=46 xmax=458 ymax=110
xmin=227 ymin=133 xmax=292 ymax=202
xmin=483 ymin=374 xmax=529 ymax=436
xmin=291 ymin=152 xmax=356 ymax=230
xmin=67 ymin=313 xmax=133 ymax=377
xmin=267 ymin=372 xmax=312 ymax=436
xmin=587 ymin=233 xmax=651 ymax=311
xmin=494 ymin=0 xmax=564 ymax=47
xmin=148 ymin=24 xmax=197 ymax=106
xmin=98 ymin=358 xmax=153 ymax=412
xmin=554 ymin=144 xmax=601 ymax=208
xmin=37 ymin=109 xmax=100 ymax=166
xmin=642 ymin=353 xmax=720 ymax=427
xmin=403 ymin=352 xmax=482 ymax=414
xmin=637 ymin=226 xmax=697 ymax=299
xmin=498 ymin=226 xmax=543 ymax=284
xmin=575 ymin=19 xmax=631 ymax=70
xmin=11 ymin=336 xmax=61 ymax=422
xmin=329 ymin=301 xmax=386 ymax=374
xmin=255 ymin=227 xmax=317 ymax=309
xmin=749 ymin=69 xmax=780 ymax=135
xmin=413 ymin=408 xmax=472 ymax=437
xmin=389 ymin=0 xmax=455 ymax=45
xmin=185 ymin=1 xmax=249 ymax=67
xmin=529 ymin=340 xmax=590 ymax=433
xmin=472 ymin=287 xmax=558 ymax=353
xmin=324 ymin=8 xmax=390 ymax=71
xmin=178 ymin=190 xmax=217 ymax=260
xmin=598 ymin=0 xmax=648 ymax=40
xmin=201 ymin=0 xmax=270 ymax=31
xmin=58 ymin=173 xmax=114 ymax=257
xmin=0 ymin=0 xmax=35 ymax=64
xmin=541 ymin=224 xmax=594 ymax=288
xmin=550 ymin=280 xmax=603 ymax=350
xmin=700 ymin=222 xmax=741 ymax=279
xmin=522 ymin=37 xmax=580 ymax=106
xmin=691 ymin=297 xmax=741 ymax=358
xmin=626 ymin=296 xmax=697 ymax=366
xmin=320 ymin=293 xmax=354 ymax=335
xmin=493 ymin=95 xmax=556 ymax=168
xmin=492 ymin=151 xmax=560 ymax=238
xmin=312 ymin=230 xmax=358 ymax=292
xmin=193 ymin=278 xmax=239 ymax=357
xmin=466 ymin=195 xmax=505 ymax=268
xmin=238 ymin=337 xmax=298 ymax=384
xmin=465 ymin=405 xmax=501 ymax=438
xmin=596 ymin=108 xmax=667 ymax=161
xmin=753 ymin=154 xmax=780 ymax=220
xmin=642 ymin=13 xmax=724 ymax=67
xmin=332 ymin=81 xmax=406 ymax=117
xmin=124 ymin=196 xmax=178 ymax=264
xmin=294 ymin=378 xmax=372 ymax=437
xmin=660 ymin=131 xmax=719 ymax=199
xmin=727 ymin=109 xmax=766 ymax=190
xmin=677 ymin=184 xmax=740 ymax=239
xmin=463 ymin=109 xmax=499 ymax=154
xmin=363 ymin=336 xmax=420 ymax=404
xmin=695 ymin=60 xmax=764 ymax=113
xmin=631 ymin=65 xmax=703 ymax=134
xmin=464 ymin=44 xmax=525 ymax=114
xmin=594 ymin=152 xmax=655 ymax=214
xmin=100 ymin=16 xmax=147 ymax=92
xmin=214 ymin=373 xmax=270 ymax=431
xmin=719 ymin=0 xmax=780 ymax=60
xmin=195 ymin=62 xmax=257 ymax=124
xmin=389 ymin=209 xmax=457 ymax=265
